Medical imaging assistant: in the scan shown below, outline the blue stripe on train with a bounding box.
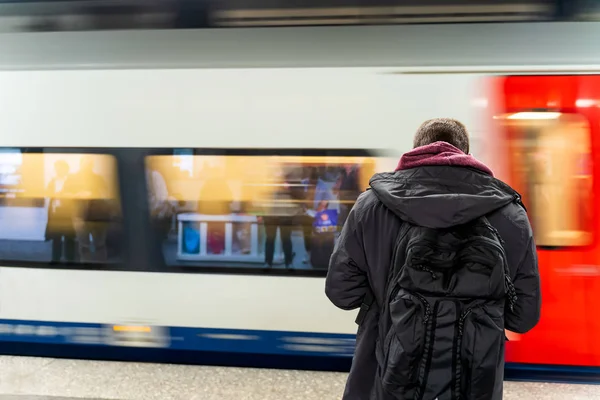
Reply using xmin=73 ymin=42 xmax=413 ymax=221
xmin=0 ymin=319 xmax=599 ymax=384
xmin=0 ymin=319 xmax=355 ymax=356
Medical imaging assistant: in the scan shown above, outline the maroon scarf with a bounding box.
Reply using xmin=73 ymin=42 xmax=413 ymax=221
xmin=396 ymin=141 xmax=493 ymax=176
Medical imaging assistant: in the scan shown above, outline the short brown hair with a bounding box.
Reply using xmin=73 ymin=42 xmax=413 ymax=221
xmin=413 ymin=118 xmax=470 ymax=154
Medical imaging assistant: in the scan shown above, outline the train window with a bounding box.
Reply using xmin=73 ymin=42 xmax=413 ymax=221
xmin=145 ymin=153 xmax=376 ymax=271
xmin=500 ymin=113 xmax=593 ymax=247
xmin=0 ymin=151 xmax=124 ymax=265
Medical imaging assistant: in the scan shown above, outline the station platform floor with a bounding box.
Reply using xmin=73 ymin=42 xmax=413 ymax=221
xmin=0 ymin=356 xmax=599 ymax=400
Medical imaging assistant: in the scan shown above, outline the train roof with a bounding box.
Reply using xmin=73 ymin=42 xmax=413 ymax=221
xmin=1 ymin=22 xmax=600 ymax=71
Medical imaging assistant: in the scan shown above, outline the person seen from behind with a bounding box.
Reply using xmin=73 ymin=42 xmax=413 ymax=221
xmin=325 ymin=118 xmax=541 ymax=400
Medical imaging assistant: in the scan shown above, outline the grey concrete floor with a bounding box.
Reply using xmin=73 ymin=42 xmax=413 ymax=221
xmin=0 ymin=356 xmax=599 ymax=400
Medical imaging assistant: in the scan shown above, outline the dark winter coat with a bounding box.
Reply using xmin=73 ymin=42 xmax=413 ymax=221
xmin=325 ymin=143 xmax=541 ymax=400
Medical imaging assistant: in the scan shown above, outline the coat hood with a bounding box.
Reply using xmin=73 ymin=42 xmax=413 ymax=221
xmin=370 ymin=143 xmax=518 ymax=228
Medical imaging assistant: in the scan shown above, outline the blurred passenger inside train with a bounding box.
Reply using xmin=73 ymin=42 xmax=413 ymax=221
xmin=231 ymin=181 xmax=252 ymax=255
xmin=325 ymin=118 xmax=541 ymax=400
xmin=299 ymin=168 xmax=318 ymax=264
xmin=45 ymin=160 xmax=76 ymax=263
xmin=262 ymin=164 xmax=303 ymax=268
xmin=313 ymin=166 xmax=340 ymax=214
xmin=147 ymin=166 xmax=176 ymax=241
xmin=68 ymin=156 xmax=110 ymax=263
xmin=310 ymin=166 xmax=341 ymax=269
xmin=336 ymin=164 xmax=360 ymax=228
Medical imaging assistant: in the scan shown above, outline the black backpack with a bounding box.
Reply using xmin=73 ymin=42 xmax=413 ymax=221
xmin=359 ymin=216 xmax=517 ymax=400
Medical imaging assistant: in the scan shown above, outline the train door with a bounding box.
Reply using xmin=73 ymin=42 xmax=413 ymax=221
xmin=485 ymin=75 xmax=600 ymax=367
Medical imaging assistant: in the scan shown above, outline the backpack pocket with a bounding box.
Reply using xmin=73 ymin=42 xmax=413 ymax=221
xmin=459 ymin=306 xmax=504 ymax=400
xmin=381 ymin=291 xmax=428 ymax=395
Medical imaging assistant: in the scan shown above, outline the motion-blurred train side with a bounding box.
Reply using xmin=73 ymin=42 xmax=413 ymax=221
xmin=0 ymin=64 xmax=599 ymax=381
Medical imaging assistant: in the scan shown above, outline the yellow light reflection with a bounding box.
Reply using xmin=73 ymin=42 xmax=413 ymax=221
xmin=113 ymin=325 xmax=152 ymax=333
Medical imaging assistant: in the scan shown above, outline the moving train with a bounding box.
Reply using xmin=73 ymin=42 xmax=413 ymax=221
xmin=1 ymin=22 xmax=600 ymax=382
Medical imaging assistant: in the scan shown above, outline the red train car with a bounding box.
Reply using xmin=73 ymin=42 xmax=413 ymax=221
xmin=486 ymin=76 xmax=600 ymax=369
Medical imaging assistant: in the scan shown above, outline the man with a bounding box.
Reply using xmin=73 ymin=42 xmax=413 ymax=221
xmin=325 ymin=118 xmax=541 ymax=400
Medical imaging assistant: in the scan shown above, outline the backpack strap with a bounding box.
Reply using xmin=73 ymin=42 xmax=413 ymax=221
xmin=354 ymin=221 xmax=413 ymax=326
xmin=479 ymin=215 xmax=519 ymax=312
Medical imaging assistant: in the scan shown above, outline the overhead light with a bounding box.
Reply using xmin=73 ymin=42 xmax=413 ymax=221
xmin=506 ymin=112 xmax=562 ymax=120
xmin=576 ymin=99 xmax=598 ymax=108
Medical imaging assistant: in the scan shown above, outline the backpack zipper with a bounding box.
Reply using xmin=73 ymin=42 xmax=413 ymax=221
xmin=415 ymin=300 xmax=439 ymax=400
xmin=453 ymin=306 xmax=474 ymax=400
xmin=389 ymin=286 xmax=431 ymax=319
xmin=386 ymin=286 xmax=431 ymax=395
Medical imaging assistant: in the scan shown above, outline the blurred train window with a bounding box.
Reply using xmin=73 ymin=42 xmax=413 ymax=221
xmin=0 ymin=0 xmax=556 ymax=33
xmin=0 ymin=151 xmax=123 ymax=265
xmin=500 ymin=113 xmax=593 ymax=247
xmin=145 ymin=153 xmax=376 ymax=270
xmin=212 ymin=0 xmax=554 ymax=27
xmin=574 ymin=0 xmax=600 ymax=20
